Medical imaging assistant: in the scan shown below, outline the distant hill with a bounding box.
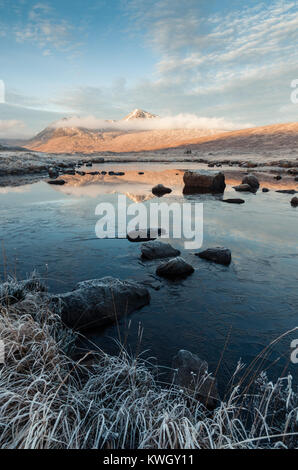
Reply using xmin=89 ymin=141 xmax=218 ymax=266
xmin=24 ymin=109 xmax=298 ymax=155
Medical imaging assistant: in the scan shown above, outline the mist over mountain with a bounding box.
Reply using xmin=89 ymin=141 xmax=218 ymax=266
xmin=24 ymin=109 xmax=298 ymax=155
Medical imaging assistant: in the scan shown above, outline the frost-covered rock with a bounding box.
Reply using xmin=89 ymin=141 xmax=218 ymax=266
xmin=50 ymin=277 xmax=150 ymax=331
xmin=0 ymin=275 xmax=46 ymax=305
xmin=172 ymin=350 xmax=220 ymax=409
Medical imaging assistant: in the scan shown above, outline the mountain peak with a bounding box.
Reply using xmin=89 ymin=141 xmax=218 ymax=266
xmin=123 ymin=109 xmax=158 ymax=121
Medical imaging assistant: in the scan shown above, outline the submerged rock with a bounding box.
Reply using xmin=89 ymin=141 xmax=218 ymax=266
xmin=222 ymin=198 xmax=245 ymax=204
xmin=152 ymin=184 xmax=172 ymax=196
xmin=196 ymin=247 xmax=231 ymax=265
xmin=47 ymin=179 xmax=66 ymax=185
xmin=172 ymin=349 xmax=220 ymax=409
xmin=127 ymin=228 xmax=166 ymax=242
xmin=156 ymin=257 xmax=194 ymax=279
xmin=183 ymin=171 xmax=226 ymax=194
xmin=242 ymin=174 xmax=260 ymax=190
xmin=291 ymin=196 xmax=298 ymax=207
xmin=50 ymin=277 xmax=150 ymax=331
xmin=141 ymin=241 xmax=181 ymax=260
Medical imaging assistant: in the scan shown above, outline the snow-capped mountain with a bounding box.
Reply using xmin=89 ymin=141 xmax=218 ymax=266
xmin=122 ymin=109 xmax=158 ymax=121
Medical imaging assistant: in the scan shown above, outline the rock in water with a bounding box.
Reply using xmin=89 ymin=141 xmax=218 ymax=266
xmin=156 ymin=257 xmax=194 ymax=279
xmin=48 ymin=167 xmax=59 ymax=178
xmin=50 ymin=277 xmax=150 ymax=330
xmin=127 ymin=228 xmax=166 ymax=242
xmin=262 ymin=187 xmax=270 ymax=192
xmin=172 ymin=350 xmax=220 ymax=409
xmin=196 ymin=247 xmax=231 ymax=265
xmin=276 ymin=189 xmax=297 ymax=195
xmin=47 ymin=179 xmax=66 ymax=185
xmin=141 ymin=241 xmax=181 ymax=260
xmin=222 ymin=198 xmax=245 ymax=204
xmin=183 ymin=171 xmax=226 ymax=194
xmin=152 ymin=184 xmax=172 ymax=196
xmin=233 ymin=183 xmax=254 ymax=192
xmin=291 ymin=196 xmax=298 ymax=207
xmin=242 ymin=174 xmax=260 ymax=190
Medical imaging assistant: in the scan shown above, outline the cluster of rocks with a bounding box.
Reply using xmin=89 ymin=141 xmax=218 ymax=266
xmin=233 ymin=174 xmax=260 ymax=193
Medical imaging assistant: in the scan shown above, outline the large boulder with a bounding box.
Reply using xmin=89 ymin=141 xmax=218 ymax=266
xmin=183 ymin=171 xmax=226 ymax=194
xmin=172 ymin=350 xmax=220 ymax=409
xmin=156 ymin=257 xmax=194 ymax=279
xmin=291 ymin=197 xmax=298 ymax=207
xmin=141 ymin=241 xmax=181 ymax=260
xmin=241 ymin=174 xmax=260 ymax=190
xmin=152 ymin=184 xmax=172 ymax=196
xmin=196 ymin=247 xmax=231 ymax=266
xmin=50 ymin=277 xmax=150 ymax=331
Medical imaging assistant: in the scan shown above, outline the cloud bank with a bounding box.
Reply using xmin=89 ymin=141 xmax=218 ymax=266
xmin=52 ymin=114 xmax=252 ymax=132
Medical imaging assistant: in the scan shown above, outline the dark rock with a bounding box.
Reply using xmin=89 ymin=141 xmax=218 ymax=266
xmin=208 ymin=163 xmax=215 ymax=168
xmin=183 ymin=171 xmax=226 ymax=194
xmin=222 ymin=198 xmax=245 ymax=204
xmin=274 ymin=175 xmax=282 ymax=180
xmin=172 ymin=349 xmax=220 ymax=409
xmin=196 ymin=247 xmax=231 ymax=265
xmin=141 ymin=241 xmax=181 ymax=260
xmin=48 ymin=167 xmax=59 ymax=178
xmin=88 ymin=171 xmax=100 ymax=175
xmin=127 ymin=228 xmax=166 ymax=242
xmin=291 ymin=197 xmax=298 ymax=207
xmin=156 ymin=257 xmax=194 ymax=279
xmin=242 ymin=174 xmax=260 ymax=190
xmin=64 ymin=169 xmax=76 ymax=175
xmin=152 ymin=184 xmax=172 ymax=196
xmin=184 ymin=149 xmax=192 ymax=154
xmin=233 ymin=183 xmax=253 ymax=192
xmin=108 ymin=171 xmax=116 ymax=175
xmin=262 ymin=187 xmax=270 ymax=192
xmin=47 ymin=179 xmax=66 ymax=185
xmin=101 ymin=171 xmax=107 ymax=175
xmin=242 ymin=162 xmax=258 ymax=168
xmin=50 ymin=277 xmax=150 ymax=331
xmin=86 ymin=162 xmax=92 ymax=167
xmin=76 ymin=171 xmax=86 ymax=176
xmin=276 ymin=189 xmax=297 ymax=194
xmin=138 ymin=172 xmax=144 ymax=175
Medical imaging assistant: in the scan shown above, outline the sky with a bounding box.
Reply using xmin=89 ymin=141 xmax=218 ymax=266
xmin=0 ymin=0 xmax=297 ymax=138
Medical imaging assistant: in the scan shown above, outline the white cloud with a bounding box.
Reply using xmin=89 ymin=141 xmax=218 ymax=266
xmin=52 ymin=113 xmax=251 ymax=131
xmin=0 ymin=119 xmax=26 ymax=137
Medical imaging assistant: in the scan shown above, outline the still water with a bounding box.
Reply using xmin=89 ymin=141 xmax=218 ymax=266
xmin=0 ymin=162 xmax=297 ymax=389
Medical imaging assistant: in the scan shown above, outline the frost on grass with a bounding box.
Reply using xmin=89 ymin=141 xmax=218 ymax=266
xmin=0 ymin=277 xmax=297 ymax=449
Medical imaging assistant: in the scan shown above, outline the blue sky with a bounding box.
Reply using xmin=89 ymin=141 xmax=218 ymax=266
xmin=0 ymin=0 xmax=297 ymax=137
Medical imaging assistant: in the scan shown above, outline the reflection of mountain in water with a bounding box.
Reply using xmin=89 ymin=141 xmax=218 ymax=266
xmin=125 ymin=193 xmax=155 ymax=203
